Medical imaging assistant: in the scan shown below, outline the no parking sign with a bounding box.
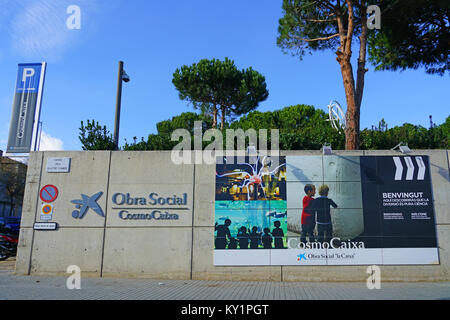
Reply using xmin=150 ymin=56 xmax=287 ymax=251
xmin=40 ymin=184 xmax=58 ymax=203
xmin=39 ymin=184 xmax=58 ymax=221
xmin=41 ymin=203 xmax=53 ymax=220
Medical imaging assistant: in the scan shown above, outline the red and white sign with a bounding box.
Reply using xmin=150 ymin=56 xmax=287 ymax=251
xmin=39 ymin=184 xmax=58 ymax=203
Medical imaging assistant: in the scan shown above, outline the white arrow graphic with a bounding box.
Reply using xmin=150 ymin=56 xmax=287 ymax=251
xmin=415 ymin=156 xmax=426 ymax=180
xmin=393 ymin=157 xmax=403 ymax=180
xmin=404 ymin=157 xmax=415 ymax=180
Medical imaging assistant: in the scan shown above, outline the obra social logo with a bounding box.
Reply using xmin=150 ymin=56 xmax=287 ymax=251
xmin=111 ymin=192 xmax=188 ymax=220
xmin=71 ymin=192 xmax=105 ymax=219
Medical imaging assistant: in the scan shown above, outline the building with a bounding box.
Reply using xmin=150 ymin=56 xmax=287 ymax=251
xmin=0 ymin=153 xmax=27 ymax=218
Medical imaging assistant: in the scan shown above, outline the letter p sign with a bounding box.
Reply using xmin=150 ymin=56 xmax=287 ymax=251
xmin=22 ymin=68 xmax=35 ymax=83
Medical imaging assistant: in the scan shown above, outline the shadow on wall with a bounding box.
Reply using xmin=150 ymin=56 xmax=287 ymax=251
xmin=286 ymin=163 xmax=313 ymax=183
xmin=431 ymin=163 xmax=450 ymax=181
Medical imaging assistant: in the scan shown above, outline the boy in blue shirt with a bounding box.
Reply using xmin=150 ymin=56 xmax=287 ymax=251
xmin=306 ymin=184 xmax=338 ymax=244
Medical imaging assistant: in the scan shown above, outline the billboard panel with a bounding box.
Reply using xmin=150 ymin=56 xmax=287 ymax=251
xmin=214 ymin=155 xmax=439 ymax=265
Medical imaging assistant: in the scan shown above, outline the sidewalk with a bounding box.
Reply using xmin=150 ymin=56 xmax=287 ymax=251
xmin=1 ymin=258 xmax=449 ymax=300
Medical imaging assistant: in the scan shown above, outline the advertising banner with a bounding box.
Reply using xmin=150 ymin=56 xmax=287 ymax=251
xmin=7 ymin=62 xmax=47 ymax=153
xmin=214 ymin=155 xmax=439 ymax=266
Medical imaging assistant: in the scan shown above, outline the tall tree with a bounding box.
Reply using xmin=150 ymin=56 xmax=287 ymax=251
xmin=278 ymin=0 xmax=449 ymax=149
xmin=278 ymin=0 xmax=374 ymax=149
xmin=172 ymin=58 xmax=269 ymax=130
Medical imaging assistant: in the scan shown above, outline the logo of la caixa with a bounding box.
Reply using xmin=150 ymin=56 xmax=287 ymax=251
xmin=297 ymin=253 xmax=307 ymax=262
xmin=70 ymin=192 xmax=105 ymax=219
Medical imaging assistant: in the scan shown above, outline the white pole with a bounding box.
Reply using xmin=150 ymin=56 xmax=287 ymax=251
xmin=31 ymin=62 xmax=47 ymax=152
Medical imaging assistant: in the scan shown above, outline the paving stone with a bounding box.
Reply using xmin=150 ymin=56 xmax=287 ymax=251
xmin=2 ymin=257 xmax=450 ymax=300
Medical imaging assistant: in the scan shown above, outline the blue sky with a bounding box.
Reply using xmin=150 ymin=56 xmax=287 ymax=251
xmin=1 ymin=0 xmax=448 ymax=151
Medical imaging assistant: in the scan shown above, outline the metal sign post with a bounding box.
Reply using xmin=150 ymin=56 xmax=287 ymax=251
xmin=6 ymin=62 xmax=47 ymax=154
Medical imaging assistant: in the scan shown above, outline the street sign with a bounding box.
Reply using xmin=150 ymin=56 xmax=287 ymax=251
xmin=39 ymin=184 xmax=58 ymax=203
xmin=33 ymin=222 xmax=58 ymax=230
xmin=46 ymin=157 xmax=71 ymax=173
xmin=40 ymin=203 xmax=53 ymax=220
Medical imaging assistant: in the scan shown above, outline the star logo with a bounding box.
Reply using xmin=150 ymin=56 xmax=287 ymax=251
xmin=71 ymin=192 xmax=105 ymax=219
xmin=297 ymin=253 xmax=307 ymax=261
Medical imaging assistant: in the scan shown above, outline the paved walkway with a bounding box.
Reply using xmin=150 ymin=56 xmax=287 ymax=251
xmin=1 ymin=258 xmax=449 ymax=300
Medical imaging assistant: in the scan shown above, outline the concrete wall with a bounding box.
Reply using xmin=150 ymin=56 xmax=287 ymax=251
xmin=15 ymin=150 xmax=450 ymax=281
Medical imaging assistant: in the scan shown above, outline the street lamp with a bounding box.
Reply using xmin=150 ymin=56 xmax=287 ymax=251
xmin=391 ymin=142 xmax=411 ymax=154
xmin=113 ymin=60 xmax=130 ymax=150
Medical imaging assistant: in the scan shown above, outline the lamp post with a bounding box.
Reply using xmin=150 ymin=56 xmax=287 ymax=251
xmin=113 ymin=60 xmax=130 ymax=150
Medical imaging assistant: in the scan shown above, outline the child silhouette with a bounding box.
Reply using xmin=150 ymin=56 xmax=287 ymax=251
xmin=237 ymin=226 xmax=250 ymax=249
xmin=272 ymin=220 xmax=285 ymax=249
xmin=261 ymin=228 xmax=272 ymax=249
xmin=227 ymin=237 xmax=238 ymax=249
xmin=249 ymin=226 xmax=261 ymax=249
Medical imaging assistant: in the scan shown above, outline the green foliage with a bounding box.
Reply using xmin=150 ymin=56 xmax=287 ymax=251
xmin=123 ymin=112 xmax=214 ymax=151
xmin=156 ymin=112 xmax=213 ymax=137
xmin=78 ymin=119 xmax=116 ymax=150
xmin=368 ymin=0 xmax=450 ymax=75
xmin=230 ymin=104 xmax=345 ymax=150
xmin=172 ymin=58 xmax=268 ymax=127
xmin=277 ymin=0 xmax=449 ymax=75
xmin=360 ymin=116 xmax=450 ymax=150
xmin=81 ymin=112 xmax=450 ymax=151
xmin=277 ymin=0 xmax=344 ymax=58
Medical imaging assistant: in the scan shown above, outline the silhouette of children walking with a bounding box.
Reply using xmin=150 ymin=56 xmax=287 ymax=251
xmin=237 ymin=226 xmax=250 ymax=249
xmin=261 ymin=228 xmax=272 ymax=249
xmin=272 ymin=220 xmax=285 ymax=249
xmin=249 ymin=226 xmax=261 ymax=249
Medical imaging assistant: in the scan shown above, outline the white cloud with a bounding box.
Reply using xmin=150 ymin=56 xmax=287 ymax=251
xmin=10 ymin=1 xmax=71 ymax=58
xmin=38 ymin=131 xmax=64 ymax=151
xmin=0 ymin=128 xmax=64 ymax=153
xmin=7 ymin=0 xmax=97 ymax=59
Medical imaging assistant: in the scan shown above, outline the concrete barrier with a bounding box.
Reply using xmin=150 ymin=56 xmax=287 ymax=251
xmin=15 ymin=150 xmax=450 ymax=281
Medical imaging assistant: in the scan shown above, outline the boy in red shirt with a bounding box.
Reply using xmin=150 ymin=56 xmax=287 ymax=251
xmin=300 ymin=184 xmax=316 ymax=244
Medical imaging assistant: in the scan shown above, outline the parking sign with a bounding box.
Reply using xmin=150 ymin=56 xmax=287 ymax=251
xmin=7 ymin=62 xmax=47 ymax=153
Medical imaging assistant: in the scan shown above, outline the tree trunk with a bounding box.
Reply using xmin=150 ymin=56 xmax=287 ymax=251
xmin=220 ymin=105 xmax=226 ymax=130
xmin=339 ymin=58 xmax=359 ymax=150
xmin=212 ymin=106 xmax=218 ymax=128
xmin=335 ymin=1 xmax=367 ymax=150
xmin=355 ymin=10 xmax=368 ymax=114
